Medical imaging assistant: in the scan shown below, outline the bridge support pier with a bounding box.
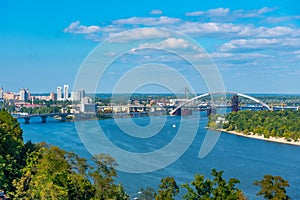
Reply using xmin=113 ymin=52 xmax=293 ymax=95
xmin=24 ymin=117 xmax=30 ymax=124
xmin=41 ymin=116 xmax=47 ymax=123
xmin=172 ymin=108 xmax=181 ymax=116
xmin=60 ymin=116 xmax=66 ymax=122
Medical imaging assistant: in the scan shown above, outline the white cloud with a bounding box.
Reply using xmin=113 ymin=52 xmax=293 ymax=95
xmin=64 ymin=20 xmax=101 ymax=34
xmin=210 ymin=50 xmax=276 ymax=69
xmin=185 ymin=11 xmax=204 ymax=17
xmin=138 ymin=38 xmax=191 ymax=49
xmin=186 ymin=7 xmax=273 ymax=19
xmin=258 ymin=26 xmax=294 ymax=37
xmin=293 ymin=50 xmax=300 ymax=57
xmin=108 ymin=28 xmax=171 ymax=42
xmin=257 ymin=7 xmax=275 ymax=15
xmin=63 ymin=20 xmax=300 ymax=46
xmin=219 ymin=38 xmax=279 ymax=52
xmin=176 ymin=22 xmax=249 ymax=38
xmin=63 ymin=6 xmax=300 ymax=65
xmin=219 ymin=38 xmax=300 ymax=52
xmin=280 ymin=38 xmax=300 ymax=47
xmin=186 ymin=8 xmax=229 ymax=17
xmin=113 ymin=16 xmax=180 ymax=26
xmin=233 ymin=7 xmax=275 ymax=18
xmin=150 ymin=9 xmax=163 ymax=15
xmin=173 ymin=21 xmax=300 ymax=39
xmin=208 ymin=8 xmax=230 ymax=16
xmin=210 ymin=52 xmax=233 ymax=58
xmin=101 ymin=25 xmax=124 ymax=33
xmin=212 ymin=52 xmax=273 ymax=62
xmin=264 ymin=16 xmax=300 ymax=23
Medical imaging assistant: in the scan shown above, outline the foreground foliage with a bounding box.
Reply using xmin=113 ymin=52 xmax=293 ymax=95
xmin=0 ymin=110 xmax=35 ymax=193
xmin=182 ymin=169 xmax=246 ymax=200
xmin=12 ymin=144 xmax=128 ymax=200
xmin=155 ymin=177 xmax=179 ymax=200
xmin=254 ymin=175 xmax=290 ymax=200
xmin=13 ymin=144 xmax=92 ymax=199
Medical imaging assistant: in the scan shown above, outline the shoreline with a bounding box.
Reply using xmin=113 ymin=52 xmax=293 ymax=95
xmin=209 ymin=128 xmax=300 ymax=146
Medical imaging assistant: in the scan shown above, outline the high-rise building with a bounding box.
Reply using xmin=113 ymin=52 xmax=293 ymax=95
xmin=19 ymin=88 xmax=29 ymax=101
xmin=26 ymin=88 xmax=31 ymax=101
xmin=63 ymin=85 xmax=69 ymax=101
xmin=70 ymin=91 xmax=81 ymax=102
xmin=78 ymin=88 xmax=86 ymax=100
xmin=57 ymin=87 xmax=62 ymax=101
xmin=0 ymin=87 xmax=3 ymax=100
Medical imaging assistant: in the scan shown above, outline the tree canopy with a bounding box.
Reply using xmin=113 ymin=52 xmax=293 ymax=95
xmin=155 ymin=177 xmax=179 ymax=200
xmin=182 ymin=169 xmax=246 ymax=200
xmin=11 ymin=144 xmax=128 ymax=200
xmin=254 ymin=175 xmax=290 ymax=200
xmin=0 ymin=110 xmax=35 ymax=193
xmin=212 ymin=110 xmax=300 ymax=142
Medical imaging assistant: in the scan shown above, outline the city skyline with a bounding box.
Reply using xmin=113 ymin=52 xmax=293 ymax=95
xmin=0 ymin=84 xmax=89 ymax=105
xmin=1 ymin=1 xmax=300 ymax=93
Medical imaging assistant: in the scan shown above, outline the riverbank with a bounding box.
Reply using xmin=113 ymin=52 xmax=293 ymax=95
xmin=210 ymin=128 xmax=300 ymax=146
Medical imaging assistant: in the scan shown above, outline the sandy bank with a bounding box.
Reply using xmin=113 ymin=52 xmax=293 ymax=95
xmin=213 ymin=128 xmax=300 ymax=146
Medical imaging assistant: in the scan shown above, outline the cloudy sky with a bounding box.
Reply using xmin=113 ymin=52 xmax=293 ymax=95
xmin=1 ymin=0 xmax=300 ymax=93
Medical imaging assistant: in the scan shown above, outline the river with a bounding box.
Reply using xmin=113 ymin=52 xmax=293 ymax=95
xmin=20 ymin=112 xmax=300 ymax=199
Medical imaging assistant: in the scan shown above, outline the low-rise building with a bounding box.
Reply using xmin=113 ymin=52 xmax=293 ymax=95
xmin=3 ymin=92 xmax=15 ymax=101
xmin=80 ymin=103 xmax=96 ymax=113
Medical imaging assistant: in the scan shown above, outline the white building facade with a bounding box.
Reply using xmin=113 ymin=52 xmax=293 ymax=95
xmin=63 ymin=85 xmax=69 ymax=101
xmin=57 ymin=87 xmax=62 ymax=101
xmin=0 ymin=87 xmax=3 ymax=100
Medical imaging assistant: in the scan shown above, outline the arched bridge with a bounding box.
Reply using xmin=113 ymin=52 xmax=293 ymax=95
xmin=13 ymin=113 xmax=72 ymax=124
xmin=169 ymin=91 xmax=271 ymax=115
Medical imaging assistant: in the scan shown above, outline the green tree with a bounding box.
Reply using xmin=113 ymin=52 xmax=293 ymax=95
xmin=253 ymin=175 xmax=290 ymax=200
xmin=90 ymin=153 xmax=128 ymax=200
xmin=155 ymin=177 xmax=179 ymax=200
xmin=12 ymin=144 xmax=128 ymax=200
xmin=182 ymin=169 xmax=245 ymax=200
xmin=211 ymin=169 xmax=243 ymax=200
xmin=12 ymin=143 xmax=95 ymax=200
xmin=0 ymin=110 xmax=32 ymax=193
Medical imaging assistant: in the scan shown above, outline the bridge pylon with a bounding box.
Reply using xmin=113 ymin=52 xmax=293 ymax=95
xmin=41 ymin=116 xmax=48 ymax=123
xmin=24 ymin=117 xmax=30 ymax=124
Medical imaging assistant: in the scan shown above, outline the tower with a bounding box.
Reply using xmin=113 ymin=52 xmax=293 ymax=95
xmin=63 ymin=85 xmax=69 ymax=101
xmin=231 ymin=94 xmax=239 ymax=112
xmin=26 ymin=88 xmax=31 ymax=101
xmin=57 ymin=87 xmax=62 ymax=101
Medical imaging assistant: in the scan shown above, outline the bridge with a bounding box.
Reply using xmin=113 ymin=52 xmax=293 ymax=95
xmin=13 ymin=113 xmax=72 ymax=124
xmin=169 ymin=91 xmax=272 ymax=116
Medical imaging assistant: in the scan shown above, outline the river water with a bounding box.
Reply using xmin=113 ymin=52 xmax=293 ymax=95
xmin=20 ymin=112 xmax=300 ymax=199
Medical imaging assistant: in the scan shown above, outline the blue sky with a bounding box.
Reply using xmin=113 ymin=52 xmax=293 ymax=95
xmin=1 ymin=0 xmax=300 ymax=94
